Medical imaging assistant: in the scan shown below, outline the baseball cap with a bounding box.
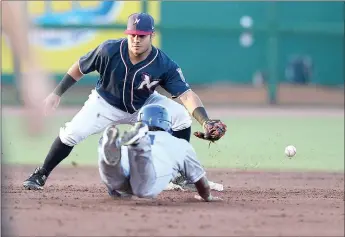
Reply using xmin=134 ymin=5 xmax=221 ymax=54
xmin=124 ymin=13 xmax=155 ymax=36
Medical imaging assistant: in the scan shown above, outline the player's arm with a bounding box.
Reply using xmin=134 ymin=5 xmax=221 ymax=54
xmin=52 ymin=43 xmax=104 ymax=97
xmin=161 ymin=64 xmax=227 ymax=141
xmin=43 ymin=43 xmax=107 ymax=115
xmin=180 ymin=145 xmax=221 ymax=202
xmin=180 ymin=90 xmax=227 ymax=142
xmin=160 ymin=64 xmax=208 ymax=124
xmin=178 ymin=90 xmax=209 ymax=126
xmin=194 ymin=176 xmax=212 ymax=201
xmin=51 ymin=62 xmax=83 ymax=97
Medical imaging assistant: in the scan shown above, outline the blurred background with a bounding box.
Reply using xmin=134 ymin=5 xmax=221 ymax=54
xmin=2 ymin=1 xmax=344 ymax=106
xmin=1 ymin=1 xmax=344 ymax=171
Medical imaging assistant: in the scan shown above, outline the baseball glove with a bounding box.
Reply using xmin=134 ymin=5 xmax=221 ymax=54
xmin=194 ymin=119 xmax=227 ymax=142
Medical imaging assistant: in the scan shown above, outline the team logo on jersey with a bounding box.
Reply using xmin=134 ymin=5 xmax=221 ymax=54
xmin=138 ymin=73 xmax=160 ymax=91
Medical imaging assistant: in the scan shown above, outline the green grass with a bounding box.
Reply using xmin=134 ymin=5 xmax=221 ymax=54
xmin=2 ymin=116 xmax=344 ymax=172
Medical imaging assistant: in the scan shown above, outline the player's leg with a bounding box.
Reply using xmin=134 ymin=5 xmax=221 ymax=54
xmin=148 ymin=92 xmax=192 ymax=142
xmin=98 ymin=124 xmax=132 ymax=198
xmin=125 ymin=92 xmax=192 ymax=190
xmin=137 ymin=92 xmax=193 ymax=189
xmin=23 ymin=90 xmax=131 ymax=190
xmin=130 ymin=91 xmax=193 ymax=142
xmin=142 ymin=93 xmax=221 ymax=191
xmin=120 ymin=123 xmax=173 ymax=198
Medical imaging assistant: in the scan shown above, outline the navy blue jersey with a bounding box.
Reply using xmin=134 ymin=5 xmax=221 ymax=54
xmin=78 ymin=39 xmax=190 ymax=114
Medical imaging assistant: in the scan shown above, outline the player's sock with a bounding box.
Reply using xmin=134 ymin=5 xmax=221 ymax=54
xmin=42 ymin=136 xmax=74 ymax=175
xmin=172 ymin=126 xmax=191 ymax=142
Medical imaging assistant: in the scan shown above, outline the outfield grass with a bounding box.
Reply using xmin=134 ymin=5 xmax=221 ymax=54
xmin=2 ymin=115 xmax=344 ymax=172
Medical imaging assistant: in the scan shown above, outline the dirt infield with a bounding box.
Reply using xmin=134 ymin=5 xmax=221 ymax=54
xmin=1 ymin=87 xmax=344 ymax=236
xmin=2 ymin=165 xmax=344 ymax=236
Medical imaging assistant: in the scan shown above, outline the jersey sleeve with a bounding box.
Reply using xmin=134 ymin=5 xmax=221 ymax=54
xmin=78 ymin=42 xmax=108 ymax=74
xmin=180 ymin=144 xmax=206 ymax=184
xmin=160 ymin=62 xmax=191 ymax=98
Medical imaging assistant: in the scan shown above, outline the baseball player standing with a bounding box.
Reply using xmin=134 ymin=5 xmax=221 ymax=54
xmin=23 ymin=12 xmax=227 ymax=190
xmin=99 ymin=104 xmax=222 ymax=201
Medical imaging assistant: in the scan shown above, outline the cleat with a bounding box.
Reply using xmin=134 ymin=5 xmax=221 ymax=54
xmin=119 ymin=122 xmax=148 ymax=146
xmin=23 ymin=167 xmax=48 ymax=190
xmin=102 ymin=124 xmax=121 ymax=166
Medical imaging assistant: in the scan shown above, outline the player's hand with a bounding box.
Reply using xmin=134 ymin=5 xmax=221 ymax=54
xmin=44 ymin=93 xmax=61 ymax=116
xmin=194 ymin=119 xmax=227 ymax=142
xmin=165 ymin=182 xmax=186 ymax=191
xmin=194 ymin=194 xmax=223 ymax=202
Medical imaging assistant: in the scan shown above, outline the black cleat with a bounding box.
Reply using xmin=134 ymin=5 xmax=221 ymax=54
xmin=23 ymin=167 xmax=48 ymax=190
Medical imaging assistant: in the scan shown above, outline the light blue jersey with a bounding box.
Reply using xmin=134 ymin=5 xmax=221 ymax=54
xmin=98 ymin=130 xmax=205 ymax=198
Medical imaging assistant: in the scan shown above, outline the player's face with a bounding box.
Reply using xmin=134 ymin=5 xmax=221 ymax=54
xmin=127 ymin=34 xmax=152 ymax=56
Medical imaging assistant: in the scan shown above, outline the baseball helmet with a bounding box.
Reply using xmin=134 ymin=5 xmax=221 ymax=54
xmin=137 ymin=104 xmax=172 ymax=132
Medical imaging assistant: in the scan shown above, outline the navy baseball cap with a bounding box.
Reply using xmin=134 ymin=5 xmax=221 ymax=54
xmin=124 ymin=13 xmax=155 ymax=35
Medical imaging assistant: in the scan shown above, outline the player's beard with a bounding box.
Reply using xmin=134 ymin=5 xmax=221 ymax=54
xmin=130 ymin=45 xmax=152 ymax=60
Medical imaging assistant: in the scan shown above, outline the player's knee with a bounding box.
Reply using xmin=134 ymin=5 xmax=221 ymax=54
xmin=172 ymin=126 xmax=191 ymax=142
xmin=59 ymin=128 xmax=82 ymax=146
xmin=153 ymin=97 xmax=192 ymax=129
xmin=175 ymin=104 xmax=192 ymax=120
xmin=171 ymin=107 xmax=192 ymax=130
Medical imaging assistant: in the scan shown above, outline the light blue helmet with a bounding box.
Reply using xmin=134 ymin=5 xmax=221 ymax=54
xmin=137 ymin=104 xmax=172 ymax=132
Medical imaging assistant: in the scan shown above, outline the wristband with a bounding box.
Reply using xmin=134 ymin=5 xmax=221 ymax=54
xmin=192 ymin=107 xmax=209 ymax=125
xmin=53 ymin=74 xmax=77 ymax=96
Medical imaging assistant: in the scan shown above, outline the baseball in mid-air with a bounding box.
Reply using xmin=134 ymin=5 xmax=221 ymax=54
xmin=285 ymin=145 xmax=297 ymax=158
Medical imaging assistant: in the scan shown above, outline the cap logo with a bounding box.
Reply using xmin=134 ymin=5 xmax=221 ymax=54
xmin=133 ymin=18 xmax=140 ymax=25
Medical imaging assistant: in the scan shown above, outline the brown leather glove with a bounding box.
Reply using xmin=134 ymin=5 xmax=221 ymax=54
xmin=194 ymin=119 xmax=227 ymax=142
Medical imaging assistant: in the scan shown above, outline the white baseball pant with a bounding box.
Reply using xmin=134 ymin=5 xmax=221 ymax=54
xmin=59 ymin=89 xmax=192 ymax=146
xmin=98 ymin=135 xmax=173 ymax=198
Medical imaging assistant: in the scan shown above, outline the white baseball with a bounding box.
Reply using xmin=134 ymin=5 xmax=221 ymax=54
xmin=285 ymin=145 xmax=297 ymax=158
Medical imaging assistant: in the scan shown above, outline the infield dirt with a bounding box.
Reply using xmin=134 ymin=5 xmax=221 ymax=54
xmin=2 ymin=165 xmax=344 ymax=236
xmin=2 ymin=85 xmax=344 ymax=236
